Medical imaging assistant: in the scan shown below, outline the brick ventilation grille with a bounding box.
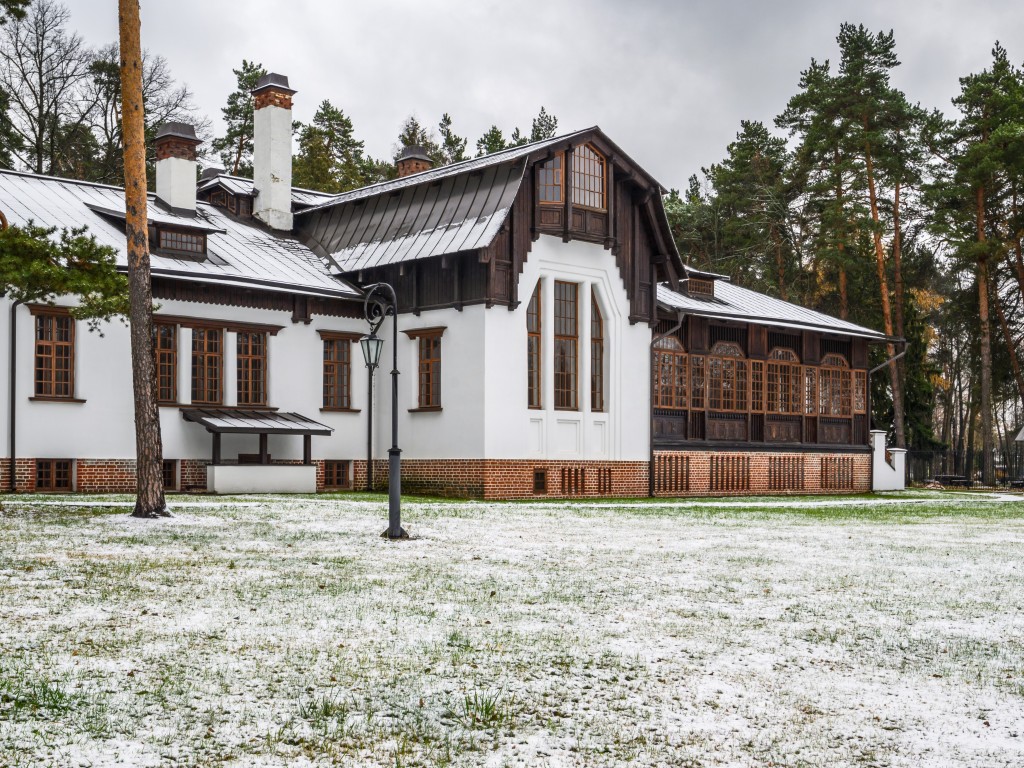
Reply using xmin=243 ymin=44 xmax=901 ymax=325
xmin=595 ymin=467 xmax=613 ymax=495
xmin=711 ymin=455 xmax=751 ymax=492
xmin=769 ymin=456 xmax=805 ymax=492
xmin=821 ymin=456 xmax=854 ymax=490
xmin=561 ymin=467 xmax=585 ymax=495
xmin=654 ymin=453 xmax=690 ymax=495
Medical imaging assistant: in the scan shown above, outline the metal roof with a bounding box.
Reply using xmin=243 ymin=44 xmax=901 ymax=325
xmin=0 ymin=169 xmax=357 ymax=299
xmin=657 ymin=282 xmax=887 ymax=340
xmin=196 ymin=173 xmax=336 ymax=209
xmin=299 ymin=161 xmax=526 ymax=274
xmin=181 ymin=408 xmax=332 ymax=435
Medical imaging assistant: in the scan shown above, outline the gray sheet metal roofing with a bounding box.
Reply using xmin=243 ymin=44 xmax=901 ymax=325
xmin=196 ymin=173 xmax=336 ymax=208
xmin=181 ymin=408 xmax=333 ymax=435
xmin=657 ymin=282 xmax=888 ymax=340
xmin=0 ymin=169 xmax=357 ymax=299
xmin=300 ymin=161 xmax=526 ymax=274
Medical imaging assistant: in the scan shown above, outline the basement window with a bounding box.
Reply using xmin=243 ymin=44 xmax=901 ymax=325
xmin=36 ymin=459 xmax=72 ymax=492
xmin=533 ymin=468 xmax=548 ymax=495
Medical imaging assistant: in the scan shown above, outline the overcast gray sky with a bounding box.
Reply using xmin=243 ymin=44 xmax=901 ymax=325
xmin=61 ymin=0 xmax=1023 ymax=190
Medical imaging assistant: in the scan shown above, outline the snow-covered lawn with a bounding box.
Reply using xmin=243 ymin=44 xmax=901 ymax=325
xmin=1 ymin=491 xmax=1022 ymax=767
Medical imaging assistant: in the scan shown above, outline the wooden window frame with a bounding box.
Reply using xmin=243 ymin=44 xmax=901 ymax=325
xmin=750 ymin=360 xmax=765 ymax=413
xmin=537 ymin=154 xmax=563 ymax=206
xmin=766 ymin=347 xmax=802 ymax=415
xmin=319 ymin=331 xmax=360 ymax=412
xmin=236 ymin=330 xmax=268 ymax=407
xmin=35 ymin=459 xmax=73 ymax=492
xmin=162 ymin=459 xmax=177 ymax=491
xmin=554 ymin=281 xmax=579 ymax=410
xmin=323 ymin=460 xmax=352 ymax=490
xmin=707 ymin=341 xmax=748 ymax=413
xmin=154 ymin=322 xmax=178 ymax=404
xmin=404 ymin=327 xmax=445 ymax=411
xmin=591 ymin=289 xmax=605 ymax=412
xmin=191 ymin=327 xmax=223 ymax=405
xmin=818 ymin=354 xmax=852 ymax=418
xmin=652 ymin=336 xmax=688 ymax=410
xmin=156 ymin=227 xmax=207 ymax=257
xmin=527 ymin=284 xmax=543 ymax=409
xmin=854 ymin=369 xmax=868 ymax=415
xmin=31 ymin=307 xmax=75 ymax=400
xmin=570 ymin=144 xmax=606 ymax=211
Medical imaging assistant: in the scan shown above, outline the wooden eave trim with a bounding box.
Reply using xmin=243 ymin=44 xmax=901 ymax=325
xmin=317 ymin=330 xmax=363 ymax=341
xmin=156 ymin=314 xmax=285 ymax=336
xmin=27 ymin=303 xmax=72 ymax=316
xmin=402 ymin=326 xmax=446 ymax=339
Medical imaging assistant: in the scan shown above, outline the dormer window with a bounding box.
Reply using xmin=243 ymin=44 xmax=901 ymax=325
xmin=571 ymin=144 xmax=605 ymax=210
xmin=687 ymin=278 xmax=714 ymax=300
xmin=149 ymin=225 xmax=208 ymax=260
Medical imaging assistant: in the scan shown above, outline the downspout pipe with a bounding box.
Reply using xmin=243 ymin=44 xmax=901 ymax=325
xmin=649 ymin=310 xmax=685 ymax=497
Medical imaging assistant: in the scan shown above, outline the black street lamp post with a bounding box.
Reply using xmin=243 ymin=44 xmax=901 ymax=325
xmin=360 ymin=283 xmax=407 ymax=539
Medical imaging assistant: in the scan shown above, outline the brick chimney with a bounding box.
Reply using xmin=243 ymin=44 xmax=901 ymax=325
xmin=396 ymin=145 xmax=432 ymax=178
xmin=252 ymin=73 xmax=296 ymax=231
xmin=154 ymin=122 xmax=201 ymax=213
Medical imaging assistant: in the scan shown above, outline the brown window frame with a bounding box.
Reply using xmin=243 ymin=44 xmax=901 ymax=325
xmin=527 ymin=284 xmax=542 ymax=409
xmin=35 ymin=459 xmax=73 ymax=492
xmin=162 ymin=459 xmax=177 ymax=491
xmin=652 ymin=336 xmax=688 ymax=410
xmin=191 ymin=327 xmax=223 ymax=405
xmin=707 ymin=341 xmax=748 ymax=413
xmin=591 ymin=289 xmax=605 ymax=412
xmin=323 ymin=460 xmax=352 ymax=490
xmin=570 ymin=144 xmax=606 ymax=211
xmin=766 ymin=347 xmax=802 ymax=415
xmin=554 ymin=281 xmax=579 ymax=410
xmin=154 ymin=322 xmax=178 ymax=404
xmin=31 ymin=308 xmax=75 ymax=399
xmin=818 ymin=354 xmax=852 ymax=417
xmin=320 ymin=331 xmax=360 ymax=411
xmin=236 ymin=330 xmax=268 ymax=406
xmin=537 ymin=154 xmax=563 ymax=205
xmin=404 ymin=327 xmax=445 ymax=410
xmin=156 ymin=227 xmax=206 ymax=257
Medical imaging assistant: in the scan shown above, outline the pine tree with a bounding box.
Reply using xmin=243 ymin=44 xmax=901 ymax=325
xmin=437 ymin=113 xmax=467 ymax=165
xmin=530 ymin=106 xmax=558 ymax=141
xmin=211 ymin=59 xmax=265 ymax=177
xmin=476 ymin=125 xmax=506 ymax=156
xmin=293 ymin=100 xmax=368 ymax=193
xmin=394 ymin=115 xmax=444 ymax=166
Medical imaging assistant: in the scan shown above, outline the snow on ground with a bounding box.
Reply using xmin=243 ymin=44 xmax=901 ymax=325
xmin=0 ymin=491 xmax=1022 ymax=767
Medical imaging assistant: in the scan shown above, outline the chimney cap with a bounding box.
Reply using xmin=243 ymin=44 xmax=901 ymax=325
xmin=252 ymin=72 xmax=297 ymax=96
xmin=398 ymin=144 xmax=431 ymax=163
xmin=199 ymin=167 xmax=223 ymax=181
xmin=155 ymin=121 xmax=200 ymax=144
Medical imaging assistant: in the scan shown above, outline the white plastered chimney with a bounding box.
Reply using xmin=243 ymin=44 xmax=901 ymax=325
xmin=154 ymin=122 xmax=201 ymax=213
xmin=252 ymin=73 xmax=296 ymax=231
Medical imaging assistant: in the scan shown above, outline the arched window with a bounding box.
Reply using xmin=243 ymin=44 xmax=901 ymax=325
xmin=707 ymin=341 xmax=747 ymax=412
xmin=527 ymin=283 xmax=542 ymax=408
xmin=571 ymin=145 xmax=606 ymax=210
xmin=652 ymin=335 xmax=687 ymax=410
xmin=591 ymin=290 xmax=605 ymax=412
xmin=819 ymin=353 xmax=852 ymax=417
xmin=766 ymin=347 xmax=801 ymax=414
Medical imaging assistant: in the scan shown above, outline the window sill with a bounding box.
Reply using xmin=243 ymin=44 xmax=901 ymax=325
xmin=178 ymin=404 xmax=279 ymax=411
xmin=29 ymin=396 xmax=86 ymax=404
xmin=321 ymin=407 xmax=361 ymax=413
xmin=408 ymin=406 xmax=442 ymax=413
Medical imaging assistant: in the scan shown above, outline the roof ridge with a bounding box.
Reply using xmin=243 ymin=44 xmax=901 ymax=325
xmin=201 ymin=173 xmax=337 ymax=197
xmin=0 ymin=167 xmax=129 ymax=192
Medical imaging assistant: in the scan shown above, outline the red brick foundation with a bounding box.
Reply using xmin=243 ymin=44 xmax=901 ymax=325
xmin=1 ymin=451 xmax=871 ymax=498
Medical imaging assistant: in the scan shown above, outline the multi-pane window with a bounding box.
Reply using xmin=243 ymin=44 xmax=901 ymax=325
xmin=571 ymin=145 xmax=605 ymax=210
xmin=35 ymin=459 xmax=72 ymax=492
xmin=537 ymin=155 xmax=562 ymax=204
xmin=750 ymin=360 xmax=765 ymax=412
xmin=236 ymin=331 xmax=267 ymax=406
xmin=554 ymin=281 xmax=578 ymax=410
xmin=653 ymin=336 xmax=687 ymax=410
xmin=158 ymin=229 xmax=206 ymax=255
xmin=766 ymin=348 xmax=802 ymax=414
xmin=690 ymin=355 xmax=706 ymax=409
xmin=591 ymin=290 xmax=605 ymax=412
xmin=162 ymin=459 xmax=177 ymax=491
xmin=323 ymin=336 xmax=353 ymax=410
xmin=324 ymin=460 xmax=351 ymax=490
xmin=418 ymin=334 xmax=442 ymax=408
xmin=818 ymin=353 xmax=852 ymax=417
xmin=154 ymin=323 xmax=177 ymax=403
xmin=34 ymin=312 xmax=74 ymax=398
xmin=707 ymin=341 xmax=748 ymax=412
xmin=527 ymin=284 xmax=542 ymax=408
xmin=191 ymin=328 xmax=222 ymax=405
xmin=854 ymin=370 xmax=867 ymax=414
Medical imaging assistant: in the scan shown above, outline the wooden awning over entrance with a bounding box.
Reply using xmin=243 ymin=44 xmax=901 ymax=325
xmin=181 ymin=408 xmax=333 ymax=465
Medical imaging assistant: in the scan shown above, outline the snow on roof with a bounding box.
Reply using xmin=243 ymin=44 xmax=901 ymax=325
xmin=196 ymin=173 xmax=337 ymax=209
xmin=0 ymin=169 xmax=357 ymax=299
xmin=657 ymin=281 xmax=888 ymax=339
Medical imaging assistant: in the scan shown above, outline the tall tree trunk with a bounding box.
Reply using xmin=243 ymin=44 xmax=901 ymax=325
xmin=976 ymin=185 xmax=995 ymax=485
xmin=837 ymin=264 xmax=849 ymax=320
xmin=771 ymin=225 xmax=787 ymax=301
xmin=864 ymin=139 xmax=906 ymax=448
xmin=992 ymin=286 xmax=1024 ymax=401
xmin=119 ymin=0 xmax=167 ymax=518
